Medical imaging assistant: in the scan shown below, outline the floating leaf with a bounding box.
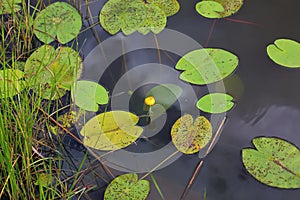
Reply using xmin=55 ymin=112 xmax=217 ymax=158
xmin=267 ymin=39 xmax=300 ymax=68
xmin=34 ymin=2 xmax=82 ymax=44
xmin=242 ymin=137 xmax=300 ymax=189
xmin=104 ymin=173 xmax=150 ymax=200
xmin=72 ymin=80 xmax=109 ymax=112
xmin=24 ymin=45 xmax=82 ymax=100
xmin=137 ymin=4 xmax=166 ymax=35
xmin=196 ymin=0 xmax=243 ymax=19
xmin=175 ymin=48 xmax=238 ymax=85
xmin=0 ymin=69 xmax=25 ymax=98
xmin=99 ymin=0 xmax=179 ymax=35
xmin=146 ymin=84 xmax=182 ymax=109
xmin=147 ymin=0 xmax=180 ymax=17
xmin=80 ymin=111 xmax=143 ymax=150
xmin=99 ymin=0 xmax=146 ymax=35
xmin=0 ymin=0 xmax=22 ymax=14
xmin=197 ymin=93 xmax=234 ymax=114
xmin=171 ymin=114 xmax=212 ymax=154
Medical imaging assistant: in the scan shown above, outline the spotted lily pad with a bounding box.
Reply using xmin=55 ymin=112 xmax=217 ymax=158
xmin=0 ymin=69 xmax=25 ymax=98
xmin=34 ymin=2 xmax=82 ymax=44
xmin=267 ymin=39 xmax=300 ymax=68
xmin=0 ymin=0 xmax=21 ymax=14
xmin=197 ymin=93 xmax=234 ymax=114
xmin=104 ymin=173 xmax=150 ymax=200
xmin=171 ymin=114 xmax=212 ymax=154
xmin=99 ymin=0 xmax=146 ymax=35
xmin=147 ymin=0 xmax=180 ymax=17
xmin=242 ymin=137 xmax=300 ymax=189
xmin=80 ymin=111 xmax=143 ymax=151
xmin=24 ymin=45 xmax=82 ymax=100
xmin=72 ymin=80 xmax=109 ymax=112
xmin=137 ymin=4 xmax=166 ymax=35
xmin=99 ymin=0 xmax=179 ymax=35
xmin=146 ymin=84 xmax=182 ymax=110
xmin=196 ymin=0 xmax=243 ymax=19
xmin=175 ymin=48 xmax=238 ymax=85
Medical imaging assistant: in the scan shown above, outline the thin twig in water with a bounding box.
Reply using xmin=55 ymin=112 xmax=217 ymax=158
xmin=180 ymin=116 xmax=227 ymax=200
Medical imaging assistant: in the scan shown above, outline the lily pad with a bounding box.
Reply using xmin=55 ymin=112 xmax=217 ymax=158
xmin=34 ymin=2 xmax=82 ymax=44
xmin=196 ymin=0 xmax=243 ymax=19
xmin=171 ymin=114 xmax=212 ymax=154
xmin=80 ymin=111 xmax=143 ymax=151
xmin=24 ymin=45 xmax=82 ymax=100
xmin=72 ymin=80 xmax=109 ymax=112
xmin=147 ymin=0 xmax=180 ymax=17
xmin=0 ymin=69 xmax=25 ymax=98
xmin=0 ymin=0 xmax=22 ymax=14
xmin=175 ymin=48 xmax=238 ymax=85
xmin=146 ymin=84 xmax=182 ymax=110
xmin=242 ymin=137 xmax=300 ymax=189
xmin=99 ymin=0 xmax=179 ymax=35
xmin=267 ymin=39 xmax=300 ymax=68
xmin=197 ymin=93 xmax=234 ymax=114
xmin=137 ymin=4 xmax=166 ymax=35
xmin=99 ymin=0 xmax=146 ymax=35
xmin=104 ymin=173 xmax=150 ymax=200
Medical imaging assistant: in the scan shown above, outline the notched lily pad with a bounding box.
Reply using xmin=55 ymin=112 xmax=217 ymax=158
xmin=34 ymin=2 xmax=82 ymax=44
xmin=0 ymin=69 xmax=25 ymax=98
xmin=242 ymin=137 xmax=300 ymax=189
xmin=196 ymin=0 xmax=243 ymax=19
xmin=0 ymin=0 xmax=22 ymax=14
xmin=267 ymin=39 xmax=300 ymax=68
xmin=99 ymin=0 xmax=179 ymax=35
xmin=137 ymin=4 xmax=166 ymax=35
xmin=175 ymin=48 xmax=238 ymax=85
xmin=99 ymin=0 xmax=146 ymax=35
xmin=80 ymin=111 xmax=143 ymax=151
xmin=104 ymin=173 xmax=150 ymax=200
xmin=197 ymin=93 xmax=234 ymax=114
xmin=171 ymin=114 xmax=212 ymax=154
xmin=147 ymin=0 xmax=180 ymax=17
xmin=72 ymin=80 xmax=109 ymax=112
xmin=24 ymin=45 xmax=82 ymax=100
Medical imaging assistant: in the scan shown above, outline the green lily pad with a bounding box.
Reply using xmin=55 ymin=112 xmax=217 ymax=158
xmin=99 ymin=0 xmax=179 ymax=35
xmin=34 ymin=2 xmax=82 ymax=44
xmin=196 ymin=0 xmax=243 ymax=19
xmin=242 ymin=137 xmax=300 ymax=189
xmin=99 ymin=0 xmax=146 ymax=35
xmin=267 ymin=39 xmax=300 ymax=68
xmin=104 ymin=173 xmax=150 ymax=200
xmin=197 ymin=93 xmax=234 ymax=114
xmin=0 ymin=0 xmax=22 ymax=14
xmin=146 ymin=84 xmax=182 ymax=110
xmin=175 ymin=48 xmax=239 ymax=85
xmin=80 ymin=111 xmax=143 ymax=151
xmin=147 ymin=0 xmax=180 ymax=17
xmin=0 ymin=69 xmax=25 ymax=98
xmin=137 ymin=4 xmax=166 ymax=35
xmin=171 ymin=114 xmax=212 ymax=154
xmin=24 ymin=45 xmax=82 ymax=100
xmin=72 ymin=80 xmax=109 ymax=112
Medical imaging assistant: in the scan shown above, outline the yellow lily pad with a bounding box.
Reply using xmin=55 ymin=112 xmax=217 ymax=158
xmin=80 ymin=111 xmax=143 ymax=151
xmin=171 ymin=114 xmax=212 ymax=154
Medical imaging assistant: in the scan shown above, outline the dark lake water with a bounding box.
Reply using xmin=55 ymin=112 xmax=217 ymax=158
xmin=58 ymin=0 xmax=300 ymax=199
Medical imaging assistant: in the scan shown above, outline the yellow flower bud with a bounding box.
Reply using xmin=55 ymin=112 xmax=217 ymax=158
xmin=144 ymin=96 xmax=155 ymax=106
